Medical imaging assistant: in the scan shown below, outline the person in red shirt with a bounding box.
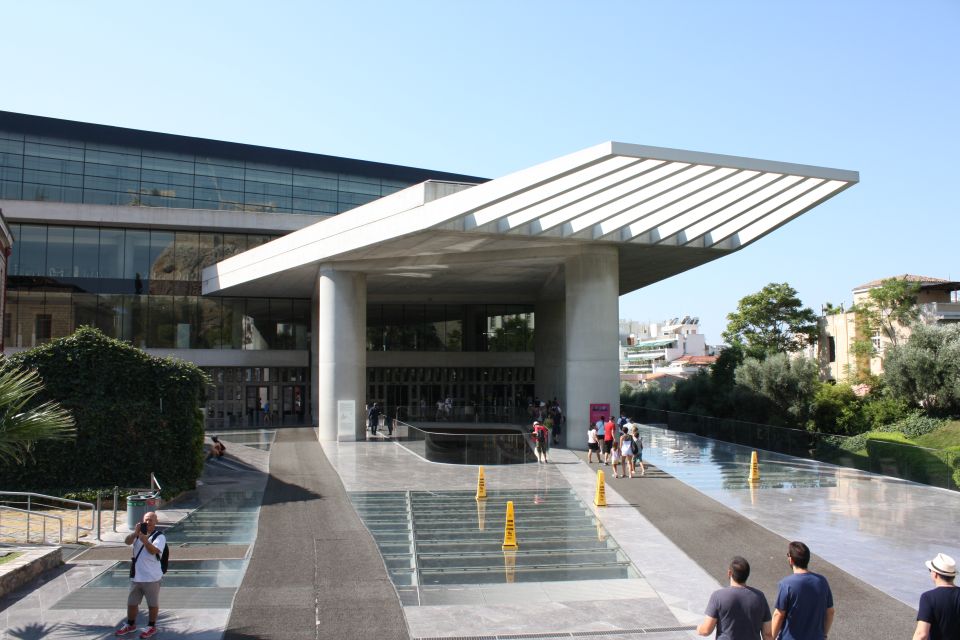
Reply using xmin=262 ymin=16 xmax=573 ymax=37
xmin=603 ymin=417 xmax=615 ymax=465
xmin=531 ymin=420 xmax=549 ymax=463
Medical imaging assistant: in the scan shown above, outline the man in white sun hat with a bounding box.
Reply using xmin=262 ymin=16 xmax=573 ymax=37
xmin=913 ymin=552 xmax=960 ymax=640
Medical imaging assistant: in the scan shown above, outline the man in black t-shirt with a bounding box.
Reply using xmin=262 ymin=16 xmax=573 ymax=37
xmin=914 ymin=552 xmax=960 ymax=640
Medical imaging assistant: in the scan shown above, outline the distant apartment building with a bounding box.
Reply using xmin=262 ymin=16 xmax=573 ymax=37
xmin=818 ymin=274 xmax=960 ymax=382
xmin=619 ymin=316 xmax=711 ymax=386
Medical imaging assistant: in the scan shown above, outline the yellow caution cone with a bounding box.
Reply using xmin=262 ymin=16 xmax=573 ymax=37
xmin=476 ymin=465 xmax=487 ymax=500
xmin=477 ymin=498 xmax=487 ymax=531
xmin=748 ymin=451 xmax=760 ymax=483
xmin=502 ymin=500 xmax=518 ymax=550
xmin=594 ymin=469 xmax=607 ymax=507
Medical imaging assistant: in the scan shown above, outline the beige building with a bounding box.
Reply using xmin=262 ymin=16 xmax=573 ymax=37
xmin=818 ymin=275 xmax=960 ymax=382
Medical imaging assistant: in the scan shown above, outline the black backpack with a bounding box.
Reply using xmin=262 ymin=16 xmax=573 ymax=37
xmin=151 ymin=531 xmax=170 ymax=574
xmin=631 ymin=437 xmax=639 ymax=456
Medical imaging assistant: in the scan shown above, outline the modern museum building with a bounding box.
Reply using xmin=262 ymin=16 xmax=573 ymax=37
xmin=0 ymin=111 xmax=857 ymax=444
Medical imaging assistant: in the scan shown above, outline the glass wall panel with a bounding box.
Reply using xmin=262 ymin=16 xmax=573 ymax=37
xmin=197 ymin=297 xmax=222 ymax=348
xmin=15 ymin=225 xmax=46 ymax=276
xmin=271 ymin=299 xmax=294 ymax=350
xmin=423 ymin=304 xmax=446 ymax=350
xmin=14 ymin=291 xmax=43 ymax=347
xmin=445 ymin=305 xmax=463 ymax=351
xmin=244 ymin=299 xmax=272 ymax=350
xmin=148 ymin=295 xmax=175 ymax=348
xmin=99 ymin=228 xmax=124 ymax=279
xmin=123 ymin=229 xmax=151 ymax=284
xmin=222 ymin=298 xmax=245 ymax=349
xmin=197 ymin=233 xmax=217 ymax=271
xmin=45 ymin=291 xmax=74 ymax=340
xmin=221 ymin=234 xmax=247 ymax=260
xmin=74 ymin=227 xmax=100 ymax=278
xmin=46 ymin=226 xmax=74 ymax=279
xmin=291 ymin=299 xmax=310 ymax=350
xmin=366 ymin=304 xmax=382 ymax=351
xmin=175 ymin=296 xmax=197 ymax=349
xmin=96 ymin=293 xmax=123 ymax=338
xmin=174 ymin=231 xmax=199 ymax=281
xmin=73 ymin=293 xmax=97 ymax=333
xmin=149 ymin=230 xmax=175 ymax=280
xmin=124 ymin=294 xmax=148 ymax=348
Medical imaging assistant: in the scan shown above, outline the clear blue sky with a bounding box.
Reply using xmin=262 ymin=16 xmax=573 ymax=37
xmin=3 ymin=1 xmax=957 ymax=343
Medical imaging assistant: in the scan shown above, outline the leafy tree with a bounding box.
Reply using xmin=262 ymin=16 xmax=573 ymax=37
xmin=854 ymin=277 xmax=921 ymax=349
xmin=734 ymin=353 xmax=820 ymax=426
xmin=488 ymin=315 xmax=534 ymax=351
xmin=723 ymin=283 xmax=818 ymax=357
xmin=811 ymin=383 xmax=867 ymax=435
xmin=0 ymin=361 xmax=75 ymax=465
xmin=884 ymin=323 xmax=960 ymax=415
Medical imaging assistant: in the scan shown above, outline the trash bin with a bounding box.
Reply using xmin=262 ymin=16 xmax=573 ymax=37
xmin=126 ymin=494 xmax=159 ymax=531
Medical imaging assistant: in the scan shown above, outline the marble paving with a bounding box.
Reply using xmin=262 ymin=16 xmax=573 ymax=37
xmin=634 ymin=423 xmax=960 ymax=606
xmin=322 ymin=440 xmax=706 ymax=639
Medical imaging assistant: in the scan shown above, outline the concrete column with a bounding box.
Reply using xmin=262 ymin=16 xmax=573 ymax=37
xmin=564 ymin=247 xmax=620 ymax=448
xmin=315 ymin=266 xmax=367 ymax=441
xmin=534 ymin=297 xmax=565 ymax=410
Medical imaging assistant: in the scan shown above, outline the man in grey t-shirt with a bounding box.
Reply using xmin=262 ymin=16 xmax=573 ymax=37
xmin=697 ymin=556 xmax=772 ymax=640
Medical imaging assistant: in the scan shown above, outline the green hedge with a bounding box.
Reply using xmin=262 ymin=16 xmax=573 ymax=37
xmin=864 ymin=433 xmax=960 ymax=490
xmin=0 ymin=327 xmax=209 ymax=498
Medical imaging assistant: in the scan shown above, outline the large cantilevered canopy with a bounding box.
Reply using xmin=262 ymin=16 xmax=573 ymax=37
xmin=202 ymin=141 xmax=857 ymax=299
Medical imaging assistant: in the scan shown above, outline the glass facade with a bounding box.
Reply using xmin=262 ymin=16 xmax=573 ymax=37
xmin=204 ymin=366 xmax=309 ymax=430
xmin=0 ymin=129 xmax=415 ymax=215
xmin=366 ymin=304 xmax=534 ymax=352
xmin=6 ymin=223 xmax=309 ymax=349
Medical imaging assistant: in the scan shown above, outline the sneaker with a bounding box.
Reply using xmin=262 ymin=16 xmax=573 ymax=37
xmin=139 ymin=627 xmax=159 ymax=639
xmin=115 ymin=625 xmax=138 ymax=636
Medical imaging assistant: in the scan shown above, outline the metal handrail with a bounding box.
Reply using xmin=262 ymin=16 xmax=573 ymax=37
xmin=0 ymin=491 xmax=94 ymax=543
xmin=0 ymin=505 xmax=64 ymax=544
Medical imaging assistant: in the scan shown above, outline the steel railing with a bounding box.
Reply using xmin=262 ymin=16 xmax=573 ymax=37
xmin=0 ymin=502 xmax=67 ymax=544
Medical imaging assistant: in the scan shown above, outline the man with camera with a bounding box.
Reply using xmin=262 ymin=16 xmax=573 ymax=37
xmin=116 ymin=511 xmax=166 ymax=638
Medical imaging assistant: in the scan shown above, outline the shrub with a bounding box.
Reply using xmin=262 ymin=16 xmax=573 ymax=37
xmin=811 ymin=383 xmax=867 ymax=435
xmin=861 ymin=393 xmax=910 ymax=430
xmin=888 ymin=411 xmax=946 ymax=439
xmin=0 ymin=327 xmax=209 ymax=498
xmin=885 ymin=323 xmax=960 ymax=415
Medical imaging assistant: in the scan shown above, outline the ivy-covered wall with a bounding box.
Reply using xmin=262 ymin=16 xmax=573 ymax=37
xmin=0 ymin=327 xmax=208 ymax=497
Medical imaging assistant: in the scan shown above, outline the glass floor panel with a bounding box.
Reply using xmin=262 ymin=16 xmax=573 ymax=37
xmin=162 ymin=489 xmax=262 ymax=546
xmin=87 ymin=559 xmax=248 ymax=588
xmin=350 ymin=489 xmax=639 ymax=589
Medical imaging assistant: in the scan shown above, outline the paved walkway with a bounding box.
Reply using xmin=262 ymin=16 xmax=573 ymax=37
xmin=224 ymin=428 xmax=407 ymax=640
xmin=2 ymin=423 xmax=957 ymax=640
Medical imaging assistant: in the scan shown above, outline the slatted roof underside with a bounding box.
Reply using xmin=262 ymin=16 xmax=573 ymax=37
xmin=445 ymin=148 xmax=856 ymax=252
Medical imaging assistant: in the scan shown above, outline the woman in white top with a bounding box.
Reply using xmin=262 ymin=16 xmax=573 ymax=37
xmin=619 ymin=429 xmax=636 ymax=478
xmin=587 ymin=425 xmax=600 ymax=463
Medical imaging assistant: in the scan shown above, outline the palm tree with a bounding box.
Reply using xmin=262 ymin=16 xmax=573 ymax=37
xmin=0 ymin=362 xmax=75 ymax=465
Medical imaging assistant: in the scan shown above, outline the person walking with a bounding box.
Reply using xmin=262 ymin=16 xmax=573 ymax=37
xmin=602 ymin=416 xmax=615 ymax=465
xmin=770 ymin=541 xmax=834 ymax=640
xmin=367 ymin=402 xmax=382 ymax=436
xmin=697 ymin=556 xmax=773 ymax=640
xmin=532 ymin=420 xmax=549 ymax=463
xmin=630 ymin=425 xmax=646 ymax=476
xmin=587 ymin=423 xmax=600 ymax=463
xmin=913 ymin=552 xmax=960 ymax=640
xmin=619 ymin=428 xmax=636 ymax=478
xmin=115 ymin=512 xmax=166 ymax=638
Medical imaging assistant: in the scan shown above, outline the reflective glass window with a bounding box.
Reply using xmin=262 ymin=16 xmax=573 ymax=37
xmin=46 ymin=226 xmax=74 ymax=279
xmin=175 ymin=296 xmax=197 ymax=348
xmin=99 ymin=228 xmax=124 ymax=279
xmin=149 ymin=231 xmax=175 ymax=280
xmin=123 ymin=230 xmax=151 ymax=281
xmin=291 ymin=299 xmax=309 ymax=349
xmin=197 ymin=233 xmax=217 ymax=271
xmin=23 ymin=155 xmax=82 ymax=174
xmin=197 ymin=297 xmax=222 ymax=348
xmin=142 ymin=156 xmax=193 ymax=174
xmin=123 ymin=294 xmax=148 ymax=348
xmin=84 ymin=163 xmax=140 ymax=180
xmin=221 ymin=235 xmax=247 ymax=259
xmin=16 ymin=225 xmax=46 ymax=276
xmin=0 ymin=181 xmax=22 ymax=199
xmin=22 ymin=168 xmax=82 ymax=187
xmin=174 ymin=231 xmax=199 ymax=281
xmin=73 ymin=293 xmax=98 ymax=333
xmin=45 ymin=291 xmax=73 ymax=340
xmin=244 ymin=299 xmax=272 ymax=349
xmin=84 ymin=149 xmax=141 ymax=168
xmin=96 ymin=293 xmax=123 ymax=338
xmin=148 ymin=295 xmax=175 ymax=348
xmin=24 ymin=142 xmax=84 ymax=162
xmin=194 ymin=175 xmax=243 ymax=191
xmin=74 ymin=227 xmax=99 ymax=278
xmin=222 ymin=298 xmax=245 ymax=349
